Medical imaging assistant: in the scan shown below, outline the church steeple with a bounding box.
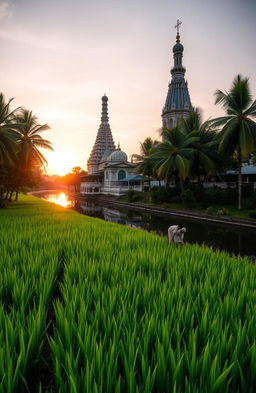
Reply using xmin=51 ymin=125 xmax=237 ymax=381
xmin=87 ymin=95 xmax=116 ymax=174
xmin=162 ymin=20 xmax=192 ymax=130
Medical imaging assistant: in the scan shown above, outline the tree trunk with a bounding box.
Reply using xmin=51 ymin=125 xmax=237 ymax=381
xmin=0 ymin=187 xmax=5 ymax=208
xmin=238 ymin=147 xmax=242 ymax=210
xmin=15 ymin=191 xmax=19 ymax=201
xmin=8 ymin=191 xmax=14 ymax=201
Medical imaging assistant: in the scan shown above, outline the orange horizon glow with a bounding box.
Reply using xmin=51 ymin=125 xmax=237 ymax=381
xmin=46 ymin=149 xmax=78 ymax=176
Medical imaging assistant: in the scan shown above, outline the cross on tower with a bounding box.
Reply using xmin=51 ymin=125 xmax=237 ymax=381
xmin=175 ymin=19 xmax=182 ymax=34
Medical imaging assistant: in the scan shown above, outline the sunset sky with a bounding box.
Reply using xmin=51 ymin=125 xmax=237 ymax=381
xmin=1 ymin=0 xmax=256 ymax=175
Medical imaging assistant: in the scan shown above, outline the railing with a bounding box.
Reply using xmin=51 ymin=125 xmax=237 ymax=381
xmin=203 ymin=182 xmax=256 ymax=189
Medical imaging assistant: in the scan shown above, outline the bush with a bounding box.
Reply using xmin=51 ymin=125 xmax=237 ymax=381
xmin=187 ymin=183 xmax=205 ymax=201
xmin=150 ymin=187 xmax=165 ymax=204
xmin=216 ymin=207 xmax=229 ymax=216
xmin=127 ymin=189 xmax=141 ymax=202
xmin=249 ymin=211 xmax=256 ymax=219
xmin=204 ymin=187 xmax=237 ymax=205
xmin=181 ymin=189 xmax=196 ymax=207
xmin=205 ymin=206 xmax=214 ymax=214
xmin=241 ymin=184 xmax=255 ymax=198
xmin=0 ymin=199 xmax=7 ymax=208
xmin=150 ymin=186 xmax=180 ymax=204
xmin=242 ymin=198 xmax=255 ymax=210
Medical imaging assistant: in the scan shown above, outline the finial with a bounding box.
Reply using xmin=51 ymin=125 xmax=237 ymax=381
xmin=117 ymin=142 xmax=121 ymax=150
xmin=175 ymin=19 xmax=182 ymax=42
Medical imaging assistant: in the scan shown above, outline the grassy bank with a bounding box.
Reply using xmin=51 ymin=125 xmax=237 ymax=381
xmin=1 ymin=195 xmax=256 ymax=392
xmin=118 ymin=192 xmax=256 ymax=221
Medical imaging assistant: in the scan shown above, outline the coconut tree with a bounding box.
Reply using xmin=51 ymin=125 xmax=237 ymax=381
xmin=0 ymin=93 xmax=20 ymax=166
xmin=151 ymin=126 xmax=198 ymax=190
xmin=179 ymin=109 xmax=219 ymax=182
xmin=7 ymin=109 xmax=53 ymax=200
xmin=14 ymin=109 xmax=53 ymax=171
xmin=209 ymin=75 xmax=256 ymax=209
xmin=0 ymin=93 xmax=21 ymax=206
xmin=132 ymin=137 xmax=159 ymax=189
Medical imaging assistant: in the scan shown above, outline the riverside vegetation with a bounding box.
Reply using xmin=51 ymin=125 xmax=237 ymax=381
xmin=1 ymin=195 xmax=256 ymax=392
xmin=123 ymin=185 xmax=256 ymax=220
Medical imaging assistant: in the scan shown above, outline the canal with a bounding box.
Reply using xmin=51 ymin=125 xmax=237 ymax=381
xmin=34 ymin=190 xmax=256 ymax=259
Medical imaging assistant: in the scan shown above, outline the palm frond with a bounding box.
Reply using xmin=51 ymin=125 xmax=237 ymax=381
xmin=218 ymin=118 xmax=239 ymax=154
xmin=29 ymin=123 xmax=50 ymax=135
xmin=208 ymin=116 xmax=234 ymax=128
xmin=243 ymin=100 xmax=256 ymax=117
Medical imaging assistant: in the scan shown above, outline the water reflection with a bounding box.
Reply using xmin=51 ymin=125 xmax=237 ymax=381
xmin=79 ymin=200 xmax=143 ymax=228
xmin=78 ymin=199 xmax=256 ymax=258
xmin=38 ymin=191 xmax=74 ymax=208
xmin=33 ymin=191 xmax=256 ymax=259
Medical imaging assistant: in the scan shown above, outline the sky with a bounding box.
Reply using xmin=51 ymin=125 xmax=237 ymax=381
xmin=1 ymin=0 xmax=256 ymax=175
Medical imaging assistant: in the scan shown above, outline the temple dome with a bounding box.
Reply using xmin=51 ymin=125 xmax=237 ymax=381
xmin=173 ymin=42 xmax=183 ymax=52
xmin=108 ymin=149 xmax=128 ymax=162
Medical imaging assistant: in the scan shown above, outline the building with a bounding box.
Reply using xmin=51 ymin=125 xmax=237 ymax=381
xmin=81 ymin=22 xmax=192 ymax=196
xmin=80 ymin=95 xmax=143 ymax=196
xmin=224 ymin=164 xmax=256 ymax=188
xmin=162 ymin=20 xmax=192 ymax=129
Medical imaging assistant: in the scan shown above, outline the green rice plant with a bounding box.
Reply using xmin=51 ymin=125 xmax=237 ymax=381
xmin=1 ymin=195 xmax=256 ymax=392
xmin=50 ymin=217 xmax=256 ymax=392
xmin=0 ymin=197 xmax=62 ymax=392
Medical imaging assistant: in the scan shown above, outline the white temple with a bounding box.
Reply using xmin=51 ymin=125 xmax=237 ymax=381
xmin=81 ymin=21 xmax=193 ymax=196
xmin=80 ymin=95 xmax=142 ymax=196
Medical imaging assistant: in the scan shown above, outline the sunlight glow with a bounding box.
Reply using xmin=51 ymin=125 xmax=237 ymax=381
xmin=47 ymin=150 xmax=77 ymax=176
xmin=46 ymin=192 xmax=72 ymax=208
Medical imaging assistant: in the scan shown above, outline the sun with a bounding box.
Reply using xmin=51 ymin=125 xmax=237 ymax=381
xmin=47 ymin=150 xmax=78 ymax=176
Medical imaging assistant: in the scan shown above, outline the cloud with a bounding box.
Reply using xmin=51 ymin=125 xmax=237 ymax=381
xmin=0 ymin=0 xmax=10 ymax=19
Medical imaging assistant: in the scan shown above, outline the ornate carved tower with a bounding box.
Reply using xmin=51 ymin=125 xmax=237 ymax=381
xmin=162 ymin=20 xmax=192 ymax=129
xmin=87 ymin=95 xmax=116 ymax=174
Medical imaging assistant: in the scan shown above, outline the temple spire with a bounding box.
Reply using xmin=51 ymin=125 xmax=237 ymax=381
xmin=87 ymin=95 xmax=116 ymax=174
xmin=161 ymin=21 xmax=192 ymax=130
xmin=101 ymin=94 xmax=109 ymax=123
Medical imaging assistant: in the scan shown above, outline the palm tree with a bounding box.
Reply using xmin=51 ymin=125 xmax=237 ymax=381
xmin=14 ymin=109 xmax=53 ymax=171
xmin=0 ymin=93 xmax=20 ymax=166
xmin=132 ymin=137 xmax=159 ymax=189
xmin=209 ymin=75 xmax=256 ymax=209
xmin=151 ymin=127 xmax=198 ymax=190
xmin=5 ymin=109 xmax=53 ymax=201
xmin=179 ymin=109 xmax=219 ymax=182
xmin=0 ymin=93 xmax=20 ymax=206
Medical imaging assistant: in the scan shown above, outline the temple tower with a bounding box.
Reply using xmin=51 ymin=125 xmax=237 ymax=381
xmin=162 ymin=20 xmax=192 ymax=129
xmin=87 ymin=95 xmax=116 ymax=174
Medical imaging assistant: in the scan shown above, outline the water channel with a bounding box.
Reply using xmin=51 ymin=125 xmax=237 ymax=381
xmin=34 ymin=190 xmax=256 ymax=259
